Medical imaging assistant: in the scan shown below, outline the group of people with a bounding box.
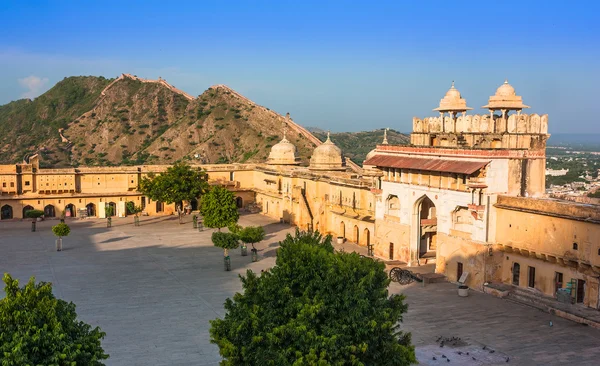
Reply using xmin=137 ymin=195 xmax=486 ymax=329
xmin=175 ymin=203 xmax=193 ymax=215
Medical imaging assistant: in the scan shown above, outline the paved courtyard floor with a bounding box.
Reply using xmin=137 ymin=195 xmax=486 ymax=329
xmin=1 ymin=213 xmax=599 ymax=365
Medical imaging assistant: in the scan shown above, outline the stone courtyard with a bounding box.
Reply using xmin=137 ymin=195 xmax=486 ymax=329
xmin=1 ymin=214 xmax=599 ymax=365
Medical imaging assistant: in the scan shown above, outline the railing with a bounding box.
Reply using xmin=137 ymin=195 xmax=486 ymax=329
xmin=300 ymin=188 xmax=314 ymax=223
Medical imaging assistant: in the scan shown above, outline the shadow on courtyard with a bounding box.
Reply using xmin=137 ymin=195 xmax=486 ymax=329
xmin=0 ymin=214 xmax=297 ymax=365
xmin=4 ymin=215 xmax=600 ymax=366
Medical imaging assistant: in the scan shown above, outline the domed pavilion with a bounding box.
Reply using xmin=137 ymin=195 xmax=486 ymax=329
xmin=309 ymin=132 xmax=345 ymax=171
xmin=266 ymin=114 xmax=300 ymax=166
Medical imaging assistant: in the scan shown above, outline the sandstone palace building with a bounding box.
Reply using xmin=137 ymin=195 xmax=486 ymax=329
xmin=2 ymin=81 xmax=599 ymax=309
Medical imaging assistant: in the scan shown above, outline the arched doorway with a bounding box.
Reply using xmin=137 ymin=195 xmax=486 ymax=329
xmin=108 ymin=202 xmax=117 ymax=216
xmin=353 ymin=225 xmax=359 ymax=244
xmin=155 ymin=201 xmax=163 ymax=213
xmin=22 ymin=205 xmax=34 ymax=218
xmin=512 ymin=263 xmax=520 ymax=286
xmin=1 ymin=205 xmax=13 ymax=220
xmin=339 ymin=221 xmax=345 ymax=239
xmin=236 ymin=197 xmax=243 ymax=209
xmin=389 ymin=242 xmax=394 ymax=260
xmin=65 ymin=204 xmax=76 ymax=217
xmin=190 ymin=198 xmax=198 ymax=211
xmin=363 ymin=228 xmax=370 ymax=246
xmin=415 ymin=195 xmax=437 ymax=262
xmin=265 ymin=201 xmax=269 ymax=214
xmin=86 ymin=203 xmax=96 ymax=217
xmin=44 ymin=205 xmax=55 ymax=218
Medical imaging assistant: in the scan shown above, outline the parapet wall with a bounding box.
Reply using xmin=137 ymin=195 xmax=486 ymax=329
xmin=413 ymin=113 xmax=548 ymax=135
xmin=495 ymin=195 xmax=600 ymax=223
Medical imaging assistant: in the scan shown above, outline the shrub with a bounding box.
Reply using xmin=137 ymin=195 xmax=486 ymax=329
xmin=52 ymin=223 xmax=70 ymax=238
xmin=25 ymin=209 xmax=44 ymax=219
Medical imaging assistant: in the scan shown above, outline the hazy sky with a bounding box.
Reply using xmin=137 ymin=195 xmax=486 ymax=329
xmin=1 ymin=1 xmax=599 ymax=133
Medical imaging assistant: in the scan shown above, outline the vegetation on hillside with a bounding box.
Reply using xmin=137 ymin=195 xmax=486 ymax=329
xmin=0 ymin=75 xmax=411 ymax=168
xmin=0 ymin=76 xmax=112 ymax=166
xmin=0 ymin=75 xmax=318 ymax=167
xmin=312 ymin=128 xmax=410 ymax=164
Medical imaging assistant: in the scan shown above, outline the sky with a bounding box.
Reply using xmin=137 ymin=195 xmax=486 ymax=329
xmin=1 ymin=0 xmax=599 ymax=134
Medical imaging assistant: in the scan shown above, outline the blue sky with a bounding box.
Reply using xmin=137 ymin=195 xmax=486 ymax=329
xmin=1 ymin=1 xmax=599 ymax=133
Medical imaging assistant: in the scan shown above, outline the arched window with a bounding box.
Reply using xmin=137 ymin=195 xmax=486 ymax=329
xmin=1 ymin=205 xmax=13 ymax=220
xmin=452 ymin=206 xmax=473 ymax=232
xmin=386 ymin=195 xmax=400 ymax=216
xmin=512 ymin=263 xmax=520 ymax=286
xmin=22 ymin=205 xmax=34 ymax=218
xmin=44 ymin=205 xmax=55 ymax=218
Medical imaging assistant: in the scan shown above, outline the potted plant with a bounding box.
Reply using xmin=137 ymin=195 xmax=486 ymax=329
xmin=337 ymin=236 xmax=344 ymax=244
xmin=192 ymin=214 xmax=198 ymax=229
xmin=25 ymin=209 xmax=44 ymax=232
xmin=228 ymin=224 xmax=246 ymax=256
xmin=52 ymin=223 xmax=70 ymax=251
xmin=60 ymin=210 xmax=66 ymax=223
xmin=127 ymin=202 xmax=143 ymax=226
xmin=239 ymin=226 xmax=265 ymax=262
xmin=212 ymin=231 xmax=239 ymax=271
xmin=458 ymin=285 xmax=469 ymax=297
xmin=105 ymin=204 xmax=114 ymax=227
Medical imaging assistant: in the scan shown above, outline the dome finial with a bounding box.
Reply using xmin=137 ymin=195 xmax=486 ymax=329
xmin=504 ymin=79 xmax=509 ymax=84
xmin=382 ymin=128 xmax=389 ymax=144
xmin=451 ymin=80 xmax=455 ymax=88
xmin=326 ymin=130 xmax=331 ymax=143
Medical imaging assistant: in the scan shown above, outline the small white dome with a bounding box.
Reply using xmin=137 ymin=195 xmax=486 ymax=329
xmin=309 ymin=132 xmax=345 ymax=171
xmin=267 ymin=137 xmax=300 ymax=165
xmin=495 ymin=80 xmax=516 ymax=97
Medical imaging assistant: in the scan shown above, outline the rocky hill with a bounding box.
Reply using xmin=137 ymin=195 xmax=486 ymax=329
xmin=0 ymin=76 xmax=112 ymax=166
xmin=0 ymin=74 xmax=410 ymax=168
xmin=312 ymin=129 xmax=410 ymax=164
xmin=0 ymin=74 xmax=316 ymax=167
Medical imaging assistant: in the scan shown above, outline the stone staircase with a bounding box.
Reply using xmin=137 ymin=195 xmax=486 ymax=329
xmin=506 ymin=286 xmax=561 ymax=311
xmin=486 ymin=283 xmax=600 ymax=329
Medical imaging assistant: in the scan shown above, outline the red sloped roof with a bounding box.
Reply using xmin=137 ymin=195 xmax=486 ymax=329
xmin=363 ymin=155 xmax=488 ymax=174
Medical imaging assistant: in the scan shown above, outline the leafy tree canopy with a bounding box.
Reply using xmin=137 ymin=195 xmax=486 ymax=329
xmin=139 ymin=162 xmax=209 ymax=205
xmin=52 ymin=223 xmax=71 ymax=237
xmin=238 ymin=226 xmax=265 ymax=249
xmin=25 ymin=209 xmax=44 ymax=219
xmin=200 ymin=185 xmax=239 ymax=229
xmin=126 ymin=201 xmax=143 ymax=215
xmin=210 ymin=230 xmax=416 ymax=366
xmin=0 ymin=274 xmax=108 ymax=365
xmin=212 ymin=232 xmax=240 ymax=251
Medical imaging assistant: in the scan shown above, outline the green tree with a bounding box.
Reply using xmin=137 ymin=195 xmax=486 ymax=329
xmin=210 ymin=230 xmax=416 ymax=366
xmin=200 ymin=185 xmax=239 ymax=230
xmin=26 ymin=209 xmax=45 ymax=232
xmin=212 ymin=231 xmax=240 ymax=257
xmin=52 ymin=222 xmax=71 ymax=238
xmin=139 ymin=162 xmax=209 ymax=223
xmin=104 ymin=204 xmax=115 ymax=217
xmin=238 ymin=226 xmax=265 ymax=250
xmin=0 ymin=274 xmax=109 ymax=365
xmin=25 ymin=209 xmax=44 ymax=220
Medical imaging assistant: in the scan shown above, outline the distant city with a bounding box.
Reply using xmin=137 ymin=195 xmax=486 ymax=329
xmin=545 ymin=134 xmax=600 ymax=201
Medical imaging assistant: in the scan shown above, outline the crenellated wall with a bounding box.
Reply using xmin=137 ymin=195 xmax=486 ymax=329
xmin=412 ymin=113 xmax=548 ymax=135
